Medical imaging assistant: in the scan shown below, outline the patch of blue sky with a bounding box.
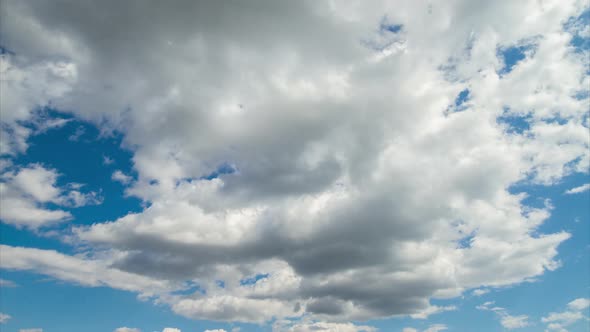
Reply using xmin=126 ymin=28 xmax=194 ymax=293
xmin=496 ymin=110 xmax=532 ymax=135
xmin=10 ymin=110 xmax=142 ymax=222
xmin=239 ymin=273 xmax=269 ymax=286
xmin=0 ymin=45 xmax=14 ymax=55
xmin=171 ymin=282 xmax=206 ymax=296
xmin=200 ymin=162 xmax=237 ymax=181
xmin=497 ymin=42 xmax=537 ymax=75
xmin=457 ymin=232 xmax=476 ymax=249
xmin=380 ymin=22 xmax=403 ymax=34
xmin=564 ymin=8 xmax=590 ymax=53
xmin=446 ymin=88 xmax=470 ymax=113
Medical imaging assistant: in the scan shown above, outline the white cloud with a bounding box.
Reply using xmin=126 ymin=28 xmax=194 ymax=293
xmin=20 ymin=329 xmax=42 ymax=332
xmin=162 ymin=329 xmax=181 ymax=332
xmin=501 ymin=315 xmax=530 ymax=329
xmin=204 ymin=330 xmax=227 ymax=332
xmin=542 ymin=297 xmax=589 ymax=331
xmin=115 ymin=328 xmax=140 ymax=332
xmin=477 ymin=302 xmax=529 ymax=329
xmin=542 ymin=311 xmax=584 ymax=325
xmin=567 ymin=298 xmax=590 ymax=311
xmin=273 ymin=320 xmax=376 ymax=332
xmin=0 ymin=0 xmax=587 ymax=325
xmin=0 ymin=164 xmax=101 ymax=228
xmin=112 ymin=170 xmax=133 ymax=185
xmin=410 ymin=306 xmax=457 ymax=319
xmin=0 ymin=245 xmax=173 ymax=297
xmin=103 ymin=155 xmax=114 ymax=165
xmin=401 ymin=325 xmax=447 ymax=332
xmin=0 ymin=313 xmax=11 ymax=323
xmin=472 ymin=288 xmax=490 ymax=296
xmin=564 ymin=183 xmax=590 ymax=194
xmin=0 ymin=279 xmax=17 ymax=287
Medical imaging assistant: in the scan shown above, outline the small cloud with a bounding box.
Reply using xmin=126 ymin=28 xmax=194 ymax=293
xmin=424 ymin=325 xmax=448 ymax=332
xmin=567 ymin=298 xmax=590 ymax=311
xmin=472 ymin=288 xmax=490 ymax=296
xmin=162 ymin=329 xmax=181 ymax=332
xmin=103 ymin=155 xmax=115 ymax=165
xmin=0 ymin=279 xmax=18 ymax=287
xmin=115 ymin=328 xmax=140 ymax=332
xmin=410 ymin=305 xmax=456 ymax=319
xmin=34 ymin=117 xmax=71 ymax=134
xmin=112 ymin=170 xmax=133 ymax=185
xmin=477 ymin=302 xmax=529 ymax=329
xmin=500 ymin=315 xmax=529 ymax=329
xmin=204 ymin=330 xmax=227 ymax=332
xmin=68 ymin=126 xmax=86 ymax=141
xmin=564 ymin=183 xmax=590 ymax=195
xmin=0 ymin=313 xmax=11 ymax=324
xmin=20 ymin=329 xmax=42 ymax=332
xmin=403 ymin=325 xmax=448 ymax=332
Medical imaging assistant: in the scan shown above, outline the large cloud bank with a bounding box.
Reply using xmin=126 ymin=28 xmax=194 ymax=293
xmin=0 ymin=0 xmax=588 ymax=326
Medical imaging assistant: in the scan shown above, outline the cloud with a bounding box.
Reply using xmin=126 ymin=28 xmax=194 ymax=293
xmin=115 ymin=328 xmax=140 ymax=332
xmin=112 ymin=170 xmax=133 ymax=185
xmin=0 ymin=313 xmax=11 ymax=323
xmin=477 ymin=301 xmax=529 ymax=329
xmin=423 ymin=325 xmax=448 ymax=332
xmin=20 ymin=329 xmax=42 ymax=332
xmin=564 ymin=183 xmax=590 ymax=194
xmin=204 ymin=330 xmax=227 ymax=332
xmin=0 ymin=245 xmax=173 ymax=297
xmin=0 ymin=279 xmax=18 ymax=287
xmin=0 ymin=0 xmax=587 ymax=325
xmin=472 ymin=288 xmax=490 ymax=296
xmin=103 ymin=155 xmax=115 ymax=165
xmin=542 ymin=297 xmax=590 ymax=331
xmin=567 ymin=298 xmax=590 ymax=311
xmin=410 ymin=306 xmax=457 ymax=319
xmin=500 ymin=315 xmax=530 ymax=329
xmin=0 ymin=164 xmax=102 ymax=228
xmin=162 ymin=329 xmax=181 ymax=332
xmin=402 ymin=325 xmax=447 ymax=332
xmin=272 ymin=320 xmax=376 ymax=332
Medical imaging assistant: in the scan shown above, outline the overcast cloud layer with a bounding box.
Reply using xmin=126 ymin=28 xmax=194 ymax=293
xmin=0 ymin=0 xmax=589 ymax=329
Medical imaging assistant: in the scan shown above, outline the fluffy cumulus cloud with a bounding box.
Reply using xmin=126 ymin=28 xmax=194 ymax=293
xmin=0 ymin=0 xmax=588 ymax=328
xmin=162 ymin=329 xmax=181 ymax=332
xmin=542 ymin=298 xmax=590 ymax=331
xmin=0 ymin=163 xmax=101 ymax=228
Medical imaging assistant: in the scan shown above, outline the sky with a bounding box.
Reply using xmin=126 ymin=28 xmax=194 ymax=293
xmin=0 ymin=1 xmax=589 ymax=332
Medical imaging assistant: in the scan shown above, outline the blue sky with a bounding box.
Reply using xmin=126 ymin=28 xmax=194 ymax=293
xmin=1 ymin=1 xmax=589 ymax=332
